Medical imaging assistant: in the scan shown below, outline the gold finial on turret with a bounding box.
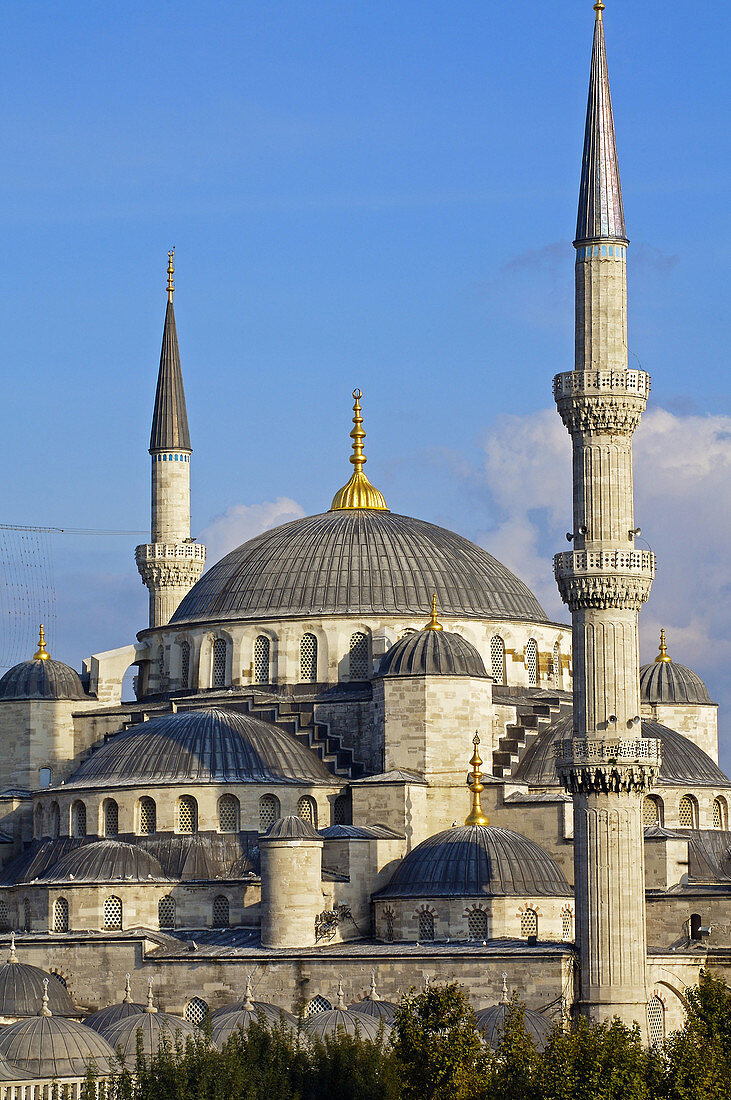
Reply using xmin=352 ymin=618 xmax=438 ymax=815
xmin=424 ymin=593 xmax=443 ymax=632
xmin=33 ymin=625 xmax=50 ymax=662
xmin=330 ymin=390 xmax=389 ymax=511
xmin=655 ymin=628 xmax=671 ymax=664
xmin=167 ymin=248 xmax=175 ymax=303
xmin=465 ymin=733 xmax=489 ymax=827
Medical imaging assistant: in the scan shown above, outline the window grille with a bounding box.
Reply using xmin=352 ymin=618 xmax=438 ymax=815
xmin=490 ymin=636 xmax=505 ymax=685
xmin=647 ymin=997 xmax=665 ymax=1045
xmin=561 ymin=908 xmax=573 ymax=942
xmin=297 ymin=796 xmax=317 ymax=827
xmin=218 ymin=795 xmax=239 ymax=833
xmin=158 ymin=896 xmax=176 ymax=930
xmin=185 ymin=998 xmax=208 ymax=1027
xmin=467 ymin=908 xmax=488 ymax=940
xmin=259 ymin=794 xmax=280 ymax=832
xmin=39 ymin=767 xmax=51 ymax=788
xmin=643 ymin=797 xmax=661 ymax=827
xmin=104 ymin=800 xmax=119 ymax=837
xmin=305 ymin=996 xmax=331 ymax=1017
xmin=54 ymin=898 xmax=69 ymax=933
xmin=300 ymin=634 xmax=318 ymax=683
xmin=0 ymin=902 xmax=9 ymax=933
xmin=34 ymin=804 xmax=43 ymax=839
xmin=254 ymin=636 xmax=270 ymax=684
xmin=180 ymin=641 xmax=190 ymax=688
xmin=525 ymin=640 xmax=538 ymax=687
xmin=333 ymin=795 xmax=349 ymax=826
xmin=177 ymin=796 xmax=198 ymax=834
xmin=552 ymin=642 xmax=561 ymax=687
xmin=349 ymin=632 xmax=369 ymax=681
xmin=212 ymin=895 xmax=230 ymax=928
xmin=521 ymin=909 xmax=538 ymax=938
xmin=713 ymin=798 xmax=726 ymax=830
xmin=384 ymin=909 xmax=394 ymax=942
xmin=678 ymin=796 xmax=696 ymax=828
xmin=23 ymin=898 xmax=31 ymax=930
xmin=104 ymin=896 xmax=122 ymax=931
xmin=418 ymin=910 xmax=435 ymax=941
xmin=139 ymin=797 xmax=157 ymax=835
xmin=73 ymin=801 xmax=87 ymax=838
xmin=212 ymin=639 xmax=227 ymax=688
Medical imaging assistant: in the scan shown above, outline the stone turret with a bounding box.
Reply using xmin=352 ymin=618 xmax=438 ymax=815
xmin=136 ymin=251 xmax=206 ymax=630
xmin=553 ymin=2 xmax=660 ymax=1031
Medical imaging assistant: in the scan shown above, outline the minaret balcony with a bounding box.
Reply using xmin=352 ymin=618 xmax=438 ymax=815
xmin=555 ymin=737 xmax=661 ymax=795
xmin=554 ymin=549 xmax=654 ymax=611
xmin=553 ymin=369 xmax=650 ymax=400
xmin=135 ymin=542 xmax=206 ymax=564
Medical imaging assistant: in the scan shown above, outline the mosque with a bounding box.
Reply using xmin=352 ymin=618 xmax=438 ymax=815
xmin=0 ymin=4 xmax=726 ymax=1088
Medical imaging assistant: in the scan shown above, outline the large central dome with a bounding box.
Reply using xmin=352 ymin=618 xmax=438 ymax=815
xmin=170 ymin=510 xmax=547 ymax=625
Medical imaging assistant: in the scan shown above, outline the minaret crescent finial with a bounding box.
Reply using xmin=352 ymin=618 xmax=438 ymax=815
xmin=465 ymin=733 xmax=489 ymax=826
xmin=167 ymin=248 xmax=175 ymax=303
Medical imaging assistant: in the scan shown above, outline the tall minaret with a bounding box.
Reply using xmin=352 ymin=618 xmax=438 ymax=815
xmin=136 ymin=251 xmax=206 ymax=628
xmin=553 ymin=3 xmax=660 ymax=1030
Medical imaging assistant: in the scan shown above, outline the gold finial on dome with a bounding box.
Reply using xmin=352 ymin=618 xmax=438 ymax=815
xmin=33 ymin=625 xmax=50 ymax=661
xmin=167 ymin=248 xmax=175 ymax=303
xmin=424 ymin=593 xmax=443 ymax=632
xmin=465 ymin=733 xmax=489 ymax=827
xmin=655 ymin=628 xmax=671 ymax=664
xmin=330 ymin=390 xmax=389 ymax=512
xmin=593 ymin=0 xmax=605 ymax=15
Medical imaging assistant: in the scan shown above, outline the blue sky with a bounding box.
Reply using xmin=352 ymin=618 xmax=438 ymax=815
xmin=1 ymin=2 xmax=729 ymax=756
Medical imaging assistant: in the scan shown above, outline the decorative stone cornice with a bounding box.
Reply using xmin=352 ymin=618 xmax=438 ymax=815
xmin=554 ymin=370 xmax=650 ymax=436
xmin=556 ymin=738 xmax=661 ymax=795
xmin=553 ymin=369 xmax=650 ymax=400
xmin=136 ymin=543 xmax=206 ymax=591
xmin=554 ymin=550 xmax=654 ymax=611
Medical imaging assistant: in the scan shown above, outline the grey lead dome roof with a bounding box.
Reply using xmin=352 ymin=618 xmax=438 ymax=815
xmin=375 ymin=825 xmax=571 ymax=899
xmin=378 ymin=628 xmax=487 ymax=678
xmin=476 ymin=1003 xmax=553 ymax=1052
xmin=0 ymin=957 xmax=77 ymax=1018
xmin=170 ymin=511 xmax=548 ymax=625
xmin=0 ymin=659 xmax=86 ymax=702
xmin=62 ymin=707 xmax=333 ymax=789
xmin=41 ymin=840 xmax=168 ymax=884
xmin=0 ymin=1016 xmax=116 ymax=1078
xmin=640 ymin=661 xmax=713 ymax=706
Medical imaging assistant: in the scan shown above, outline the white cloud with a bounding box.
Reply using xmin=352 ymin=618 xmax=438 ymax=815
xmin=201 ymin=497 xmax=306 ymax=566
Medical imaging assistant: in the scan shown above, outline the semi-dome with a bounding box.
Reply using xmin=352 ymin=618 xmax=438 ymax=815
xmin=0 ymin=940 xmax=77 ymax=1018
xmin=640 ymin=633 xmax=712 ymax=705
xmin=169 ymin=511 xmax=547 ymax=627
xmin=378 ymin=601 xmax=487 ymax=679
xmin=102 ymin=1004 xmax=199 ymax=1068
xmin=514 ymin=716 xmax=730 ymax=789
xmin=0 ymin=629 xmax=85 ymax=702
xmin=375 ymin=825 xmax=571 ymax=899
xmin=41 ymin=840 xmax=168 ymax=883
xmin=476 ymin=998 xmax=553 ymax=1052
xmin=61 ymin=707 xmax=334 ymax=789
xmin=0 ymin=1014 xmax=116 ymax=1078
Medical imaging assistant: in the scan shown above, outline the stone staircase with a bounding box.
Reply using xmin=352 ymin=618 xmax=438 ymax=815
xmin=241 ymin=692 xmax=366 ymax=781
xmin=491 ymin=692 xmax=573 ymax=780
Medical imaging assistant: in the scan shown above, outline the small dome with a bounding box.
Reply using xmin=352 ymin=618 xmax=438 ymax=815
xmin=0 ymin=946 xmax=77 ymax=1018
xmin=640 ymin=662 xmax=712 ymax=706
xmin=63 ymin=707 xmax=334 ymax=790
xmin=102 ymin=1008 xmax=199 ymax=1068
xmin=379 ymin=626 xmax=487 ymax=679
xmin=476 ymin=1002 xmax=553 ymax=1052
xmin=376 ymin=825 xmax=571 ymax=899
xmin=349 ymin=999 xmax=398 ymax=1024
xmin=304 ymin=1007 xmax=386 ymax=1040
xmin=84 ymin=1000 xmax=146 ymax=1033
xmin=211 ymin=1001 xmax=295 ymax=1045
xmin=0 ymin=1016 xmax=116 ymax=1078
xmin=0 ymin=659 xmax=86 ymax=702
xmin=41 ymin=840 xmax=168 ymax=883
xmin=262 ymin=815 xmax=321 ymax=841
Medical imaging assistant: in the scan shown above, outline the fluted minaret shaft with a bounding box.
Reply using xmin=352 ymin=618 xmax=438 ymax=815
xmin=553 ymin=4 xmax=659 ymax=1034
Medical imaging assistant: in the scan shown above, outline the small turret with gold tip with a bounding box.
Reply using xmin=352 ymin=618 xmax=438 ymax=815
xmin=33 ymin=625 xmax=50 ymax=661
xmin=465 ymin=733 xmax=489 ymax=827
xmin=330 ymin=390 xmax=389 ymax=511
xmin=655 ymin=628 xmax=671 ymax=664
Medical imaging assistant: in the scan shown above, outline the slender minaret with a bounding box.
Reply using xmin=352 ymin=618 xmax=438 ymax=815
xmin=136 ymin=250 xmax=206 ymax=628
xmin=553 ymin=3 xmax=660 ymax=1030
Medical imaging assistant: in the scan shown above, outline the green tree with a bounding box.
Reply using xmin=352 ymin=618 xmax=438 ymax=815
xmin=490 ymin=997 xmax=541 ymax=1100
xmin=538 ymin=1016 xmax=656 ymax=1100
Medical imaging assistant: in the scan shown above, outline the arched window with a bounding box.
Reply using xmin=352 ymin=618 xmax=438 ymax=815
xmin=561 ymin=907 xmax=573 ymax=942
xmin=689 ymin=913 xmax=703 ymax=941
xmin=180 ymin=641 xmax=190 ymax=688
xmin=678 ymin=795 xmax=698 ymax=828
xmin=157 ymin=646 xmax=165 ymax=681
xmin=39 ymin=767 xmax=52 ymax=788
xmin=713 ymin=797 xmax=727 ymax=830
xmin=177 ymin=796 xmax=198 ymax=834
xmin=104 ymin=799 xmax=119 ymax=838
xmin=185 ymin=998 xmax=208 ymax=1027
xmin=212 ymin=639 xmax=227 ymax=688
xmin=72 ymin=801 xmax=87 ymax=838
xmin=305 ymin=996 xmax=332 ymax=1017
xmin=0 ymin=902 xmax=9 ymax=933
xmin=349 ymin=632 xmax=369 ymax=681
xmin=647 ymin=996 xmax=665 ymax=1045
xmin=490 ymin=636 xmax=506 ymax=686
xmin=467 ymin=908 xmax=488 ymax=940
xmin=22 ymin=898 xmax=31 ymax=930
xmin=418 ymin=910 xmax=435 ymax=941
xmin=552 ymin=642 xmax=561 ymax=688
xmin=521 ymin=908 xmax=538 ymax=938
xmin=158 ymin=896 xmax=176 ymax=930
xmin=34 ymin=803 xmax=43 ymax=839
xmin=49 ymin=802 xmax=60 ymax=839
xmin=259 ymin=794 xmax=280 ymax=832
xmin=53 ymin=898 xmax=69 ymax=933
xmin=218 ymin=795 xmax=239 ymax=833
xmin=212 ymin=895 xmax=230 ymax=928
xmin=300 ymin=634 xmax=318 ymax=683
xmin=138 ymin=797 xmax=157 ymax=835
xmin=253 ymin=636 xmax=270 ymax=684
xmin=332 ymin=794 xmax=350 ymax=826
xmin=297 ymin=795 xmax=317 ymax=828
xmin=525 ymin=640 xmax=538 ymax=687
xmin=643 ymin=796 xmax=663 ymax=827
xmin=104 ymin=896 xmax=123 ymax=931
xmin=384 ymin=908 xmax=394 ymax=943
